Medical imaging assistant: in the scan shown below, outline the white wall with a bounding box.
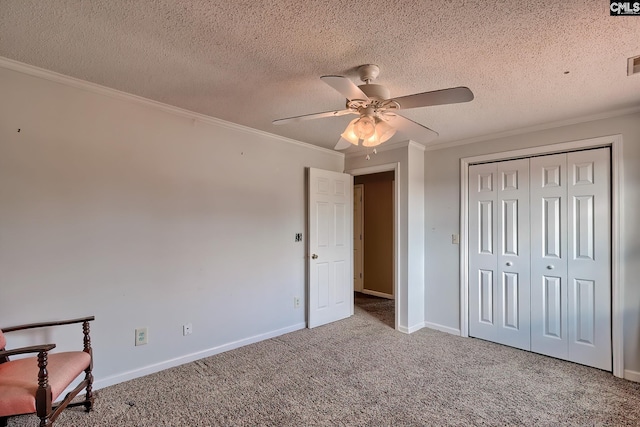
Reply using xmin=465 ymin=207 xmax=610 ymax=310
xmin=0 ymin=63 xmax=343 ymax=388
xmin=407 ymin=143 xmax=425 ymax=330
xmin=423 ymin=111 xmax=640 ymax=378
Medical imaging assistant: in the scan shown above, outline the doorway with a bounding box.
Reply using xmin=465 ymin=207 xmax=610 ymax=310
xmin=352 ymin=170 xmax=396 ymax=328
xmin=354 ymin=171 xmax=395 ymax=299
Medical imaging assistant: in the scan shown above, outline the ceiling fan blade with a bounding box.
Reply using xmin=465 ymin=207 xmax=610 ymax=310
xmin=272 ymin=109 xmax=354 ymax=125
xmin=385 ymin=114 xmax=439 ymax=143
xmin=334 ymin=137 xmax=352 ymax=150
xmin=321 ymin=75 xmax=369 ymax=101
xmin=392 ymin=86 xmax=474 ymax=110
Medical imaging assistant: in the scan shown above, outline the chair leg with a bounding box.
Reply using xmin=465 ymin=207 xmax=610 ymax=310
xmin=82 ymin=321 xmax=95 ymax=412
xmin=83 ymin=364 xmax=94 ymax=412
xmin=0 ymin=416 xmax=7 ymax=427
xmin=36 ymin=351 xmax=53 ymax=427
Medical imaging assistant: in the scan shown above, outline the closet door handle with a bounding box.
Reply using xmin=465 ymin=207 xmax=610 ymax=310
xmin=506 ymin=262 xmax=513 ymax=266
xmin=547 ymin=265 xmax=554 ymax=270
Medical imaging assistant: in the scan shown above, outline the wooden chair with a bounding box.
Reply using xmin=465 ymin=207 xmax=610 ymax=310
xmin=0 ymin=316 xmax=95 ymax=427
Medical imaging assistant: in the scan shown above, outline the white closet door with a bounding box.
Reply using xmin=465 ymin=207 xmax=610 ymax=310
xmin=530 ymin=153 xmax=569 ymax=360
xmin=496 ymin=159 xmax=530 ymax=350
xmin=469 ymin=159 xmax=530 ymax=349
xmin=567 ymin=148 xmax=611 ymax=371
xmin=530 ymin=148 xmax=611 ymax=370
xmin=469 ymin=163 xmax=499 ymax=343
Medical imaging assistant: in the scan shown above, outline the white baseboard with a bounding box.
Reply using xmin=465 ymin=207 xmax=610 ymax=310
xmin=91 ymin=322 xmax=306 ymax=391
xmin=624 ymin=369 xmax=640 ymax=383
xmin=424 ymin=321 xmax=462 ymax=336
xmin=361 ymin=289 xmax=395 ymax=299
xmin=398 ymin=321 xmax=425 ymax=334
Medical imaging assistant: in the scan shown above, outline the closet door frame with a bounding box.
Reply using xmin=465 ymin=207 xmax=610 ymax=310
xmin=460 ymin=134 xmax=623 ymax=378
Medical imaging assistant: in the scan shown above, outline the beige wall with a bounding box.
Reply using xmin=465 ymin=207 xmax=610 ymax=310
xmin=355 ymin=172 xmax=394 ymax=296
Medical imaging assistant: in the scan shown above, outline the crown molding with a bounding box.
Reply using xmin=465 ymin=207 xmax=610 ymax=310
xmin=408 ymin=140 xmax=426 ymax=151
xmin=424 ymin=105 xmax=640 ymax=152
xmin=0 ymin=56 xmax=343 ymax=158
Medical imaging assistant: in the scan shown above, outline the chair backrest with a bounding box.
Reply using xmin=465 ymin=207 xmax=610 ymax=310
xmin=0 ymin=329 xmax=7 ymax=363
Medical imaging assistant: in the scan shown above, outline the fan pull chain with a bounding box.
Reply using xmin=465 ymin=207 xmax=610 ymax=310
xmin=365 ymin=148 xmax=378 ymax=161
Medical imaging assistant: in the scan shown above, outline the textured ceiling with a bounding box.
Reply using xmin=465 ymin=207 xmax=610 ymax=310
xmin=1 ymin=0 xmax=639 ymax=151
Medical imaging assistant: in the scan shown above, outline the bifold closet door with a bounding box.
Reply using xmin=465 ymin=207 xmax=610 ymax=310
xmin=469 ymin=159 xmax=530 ymax=350
xmin=530 ymin=148 xmax=611 ymax=371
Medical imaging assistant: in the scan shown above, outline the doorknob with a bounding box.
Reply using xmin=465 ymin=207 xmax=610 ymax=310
xmin=311 ymin=254 xmax=318 ymax=259
xmin=506 ymin=262 xmax=513 ymax=266
xmin=547 ymin=265 xmax=554 ymax=270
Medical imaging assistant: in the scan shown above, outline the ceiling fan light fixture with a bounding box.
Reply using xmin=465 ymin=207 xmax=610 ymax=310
xmin=340 ymin=119 xmax=361 ymax=145
xmin=353 ymin=115 xmax=376 ymax=139
xmin=342 ymin=115 xmax=397 ymax=147
xmin=362 ymin=132 xmax=380 ymax=147
xmin=375 ymin=119 xmax=396 ymax=143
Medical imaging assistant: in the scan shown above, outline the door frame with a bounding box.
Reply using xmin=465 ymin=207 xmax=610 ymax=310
xmin=347 ymin=162 xmax=400 ymax=331
xmin=459 ymin=134 xmax=623 ymax=378
xmin=353 ymin=184 xmax=364 ymax=293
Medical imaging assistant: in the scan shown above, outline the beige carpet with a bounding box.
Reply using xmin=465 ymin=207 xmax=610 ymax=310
xmin=9 ymin=293 xmax=640 ymax=426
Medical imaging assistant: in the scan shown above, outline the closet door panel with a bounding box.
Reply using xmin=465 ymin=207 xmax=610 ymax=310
xmin=567 ymin=148 xmax=611 ymax=371
xmin=469 ymin=163 xmax=498 ymax=342
xmin=530 ymin=153 xmax=569 ymax=360
xmin=496 ymin=159 xmax=530 ymax=350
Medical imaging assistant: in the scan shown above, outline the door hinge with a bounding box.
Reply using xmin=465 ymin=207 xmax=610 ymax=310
xmin=360 ymin=273 xmax=362 ymax=278
xmin=360 ymin=234 xmax=362 ymax=240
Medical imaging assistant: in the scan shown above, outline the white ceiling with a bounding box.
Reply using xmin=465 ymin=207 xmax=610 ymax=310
xmin=1 ymin=0 xmax=639 ymax=151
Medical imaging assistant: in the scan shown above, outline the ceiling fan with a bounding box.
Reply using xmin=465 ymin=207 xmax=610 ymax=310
xmin=273 ymin=64 xmax=474 ymax=150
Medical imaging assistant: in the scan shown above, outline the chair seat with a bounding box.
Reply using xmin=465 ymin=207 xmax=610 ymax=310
xmin=0 ymin=351 xmax=91 ymax=417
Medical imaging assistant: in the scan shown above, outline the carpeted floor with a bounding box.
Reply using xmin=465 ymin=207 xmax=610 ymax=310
xmin=8 ymin=293 xmax=640 ymax=426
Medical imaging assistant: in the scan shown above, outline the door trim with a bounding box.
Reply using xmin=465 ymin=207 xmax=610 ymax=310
xmin=347 ymin=162 xmax=400 ymax=331
xmin=460 ymin=134 xmax=623 ymax=378
xmin=353 ymin=184 xmax=364 ymax=293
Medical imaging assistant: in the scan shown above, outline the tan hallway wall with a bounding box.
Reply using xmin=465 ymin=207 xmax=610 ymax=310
xmin=354 ymin=171 xmax=394 ymax=296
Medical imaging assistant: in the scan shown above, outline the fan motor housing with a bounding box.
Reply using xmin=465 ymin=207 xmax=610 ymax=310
xmin=358 ymin=84 xmax=390 ymax=101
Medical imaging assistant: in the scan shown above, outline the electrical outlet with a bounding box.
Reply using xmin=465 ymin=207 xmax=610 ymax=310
xmin=183 ymin=323 xmax=193 ymax=336
xmin=294 ymin=296 xmax=301 ymax=308
xmin=452 ymin=234 xmax=460 ymax=244
xmin=135 ymin=327 xmax=148 ymax=346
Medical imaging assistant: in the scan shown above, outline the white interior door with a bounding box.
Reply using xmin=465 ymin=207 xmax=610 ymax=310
xmin=469 ymin=159 xmax=530 ymax=350
xmin=530 ymin=149 xmax=611 ymax=370
xmin=308 ymin=168 xmax=353 ymax=328
xmin=353 ymin=184 xmax=364 ymax=293
xmin=567 ymin=149 xmax=611 ymax=370
xmin=469 ymin=162 xmax=499 ymax=343
xmin=496 ymin=159 xmax=531 ymax=350
xmin=530 ymin=153 xmax=570 ymax=360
